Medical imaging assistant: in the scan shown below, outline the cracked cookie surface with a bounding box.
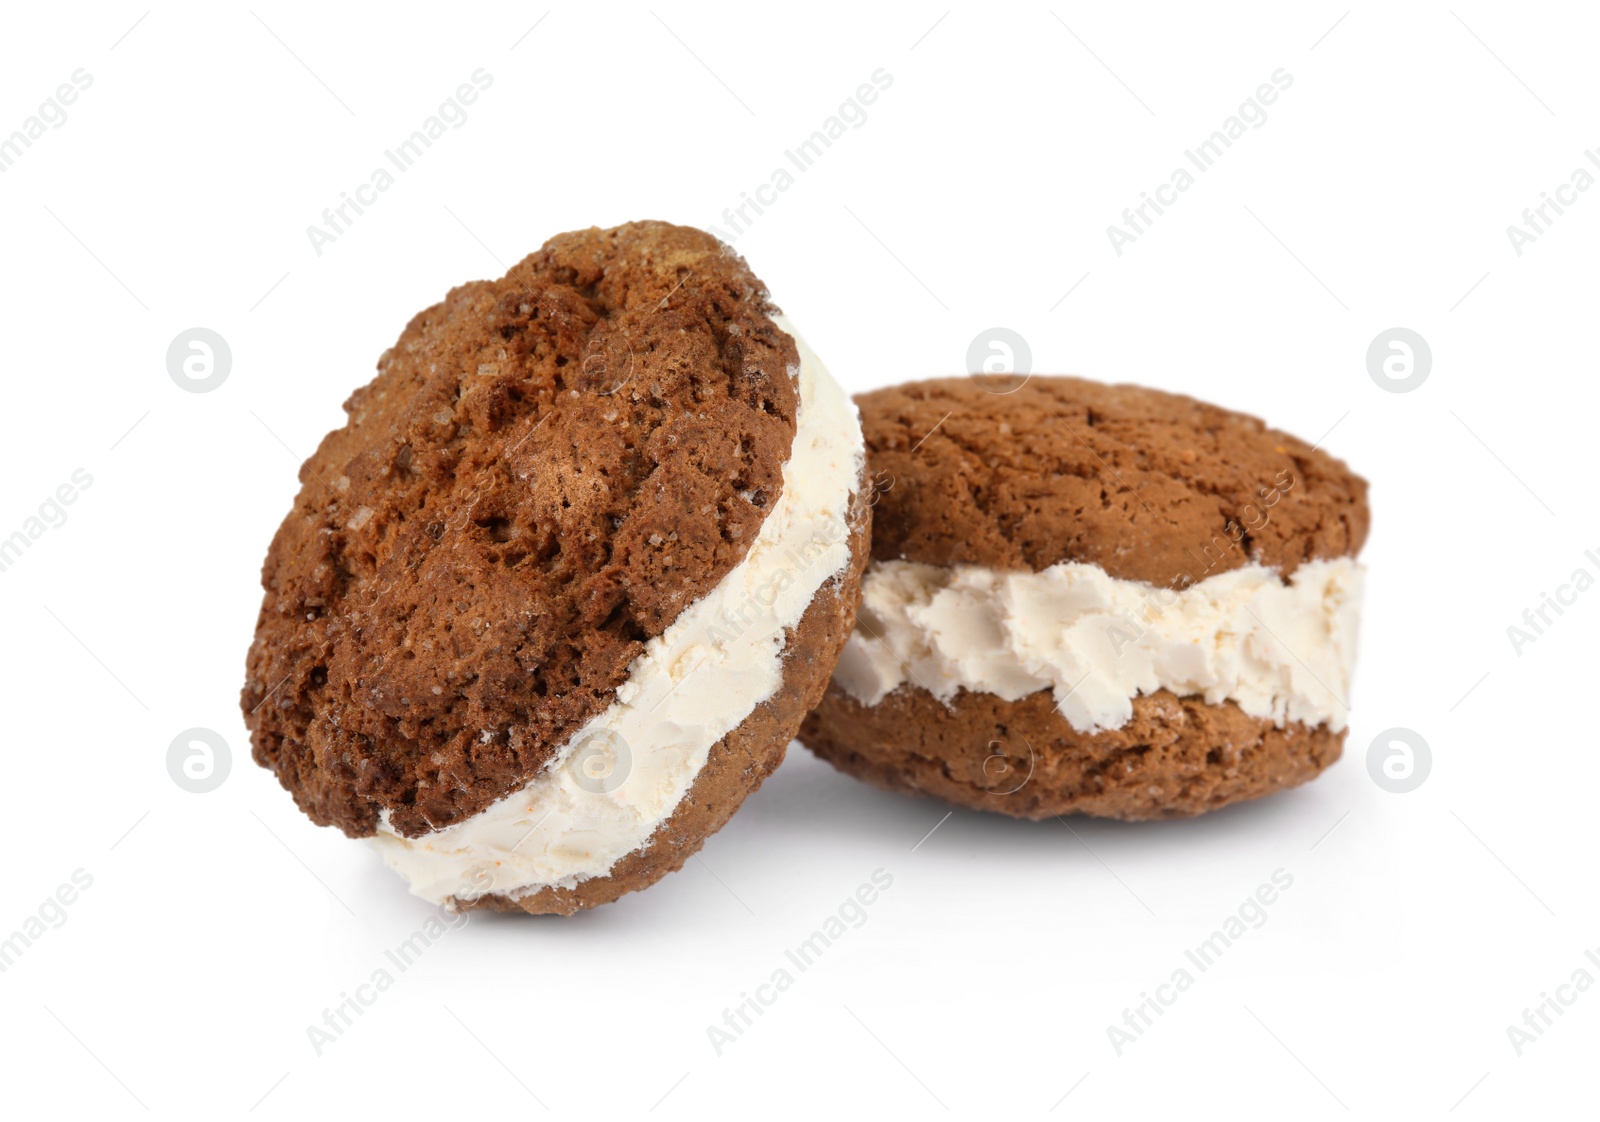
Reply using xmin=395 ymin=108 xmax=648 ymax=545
xmin=243 ymin=222 xmax=800 ymax=838
xmin=857 ymin=376 xmax=1367 ymax=588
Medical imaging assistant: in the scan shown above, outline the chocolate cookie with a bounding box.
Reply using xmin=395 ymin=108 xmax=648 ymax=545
xmin=243 ymin=221 xmax=869 ymax=913
xmin=800 ymin=376 xmax=1368 ymax=820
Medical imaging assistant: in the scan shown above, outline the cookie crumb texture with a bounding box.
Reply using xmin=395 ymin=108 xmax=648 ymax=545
xmin=802 ymin=685 xmax=1343 ymax=821
xmin=860 ymin=377 xmax=1368 ymax=586
xmin=243 ymin=222 xmax=799 ymax=839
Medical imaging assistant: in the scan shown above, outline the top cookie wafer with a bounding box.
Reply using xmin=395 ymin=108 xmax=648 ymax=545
xmin=243 ymin=222 xmax=805 ymax=841
xmin=860 ymin=376 xmax=1368 ymax=586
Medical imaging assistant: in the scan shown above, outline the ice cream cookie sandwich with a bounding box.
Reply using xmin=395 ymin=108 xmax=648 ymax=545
xmin=801 ymin=376 xmax=1367 ymax=820
xmin=243 ymin=222 xmax=869 ymax=913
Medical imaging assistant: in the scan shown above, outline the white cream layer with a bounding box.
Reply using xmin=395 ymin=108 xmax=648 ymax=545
xmin=833 ymin=557 xmax=1363 ymax=733
xmin=370 ymin=316 xmax=863 ymax=904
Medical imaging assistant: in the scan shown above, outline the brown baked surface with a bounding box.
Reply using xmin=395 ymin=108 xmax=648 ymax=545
xmin=858 ymin=376 xmax=1368 ymax=586
xmin=474 ymin=485 xmax=872 ymax=915
xmin=801 ymin=684 xmax=1343 ymax=821
xmin=243 ymin=221 xmax=803 ymax=838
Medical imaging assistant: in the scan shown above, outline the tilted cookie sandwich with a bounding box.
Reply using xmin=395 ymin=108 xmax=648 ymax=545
xmin=243 ymin=221 xmax=869 ymax=914
xmin=801 ymin=376 xmax=1368 ymax=820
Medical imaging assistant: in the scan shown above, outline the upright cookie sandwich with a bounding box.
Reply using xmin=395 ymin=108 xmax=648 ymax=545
xmin=243 ymin=222 xmax=869 ymax=914
xmin=801 ymin=376 xmax=1368 ymax=820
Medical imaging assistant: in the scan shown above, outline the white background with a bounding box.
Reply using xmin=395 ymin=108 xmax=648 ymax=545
xmin=0 ymin=2 xmax=1594 ymax=1118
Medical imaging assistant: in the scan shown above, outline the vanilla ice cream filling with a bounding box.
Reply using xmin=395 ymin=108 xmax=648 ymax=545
xmin=833 ymin=557 xmax=1363 ymax=734
xmin=370 ymin=317 xmax=863 ymax=904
